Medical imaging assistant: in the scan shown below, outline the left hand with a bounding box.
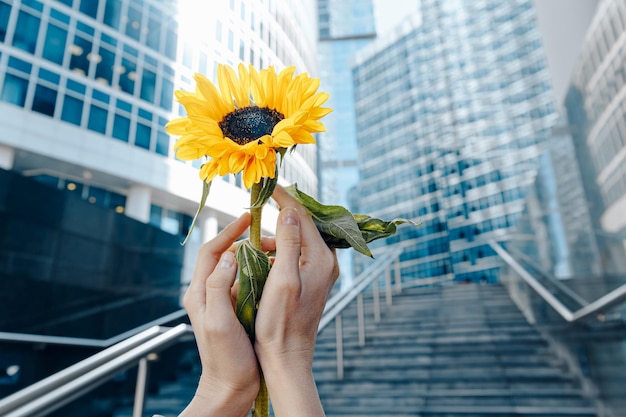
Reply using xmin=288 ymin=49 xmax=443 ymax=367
xmin=179 ymin=213 xmax=259 ymax=417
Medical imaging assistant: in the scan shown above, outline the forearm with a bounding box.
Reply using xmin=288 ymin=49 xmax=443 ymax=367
xmin=263 ymin=364 xmax=325 ymax=417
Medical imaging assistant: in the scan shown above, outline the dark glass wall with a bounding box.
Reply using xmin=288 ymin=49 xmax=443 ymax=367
xmin=0 ymin=168 xmax=185 ymax=411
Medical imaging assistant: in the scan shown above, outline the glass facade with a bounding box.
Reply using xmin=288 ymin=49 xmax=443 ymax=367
xmin=565 ymin=0 xmax=626 ymax=272
xmin=351 ymin=0 xmax=557 ymax=285
xmin=317 ymin=0 xmax=376 ymax=207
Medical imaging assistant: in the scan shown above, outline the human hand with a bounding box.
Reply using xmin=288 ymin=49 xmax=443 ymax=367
xmin=254 ymin=186 xmax=340 ymax=416
xmin=179 ymin=213 xmax=259 ymax=417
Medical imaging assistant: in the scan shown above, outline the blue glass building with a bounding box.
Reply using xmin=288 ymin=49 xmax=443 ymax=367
xmin=317 ymin=0 xmax=376 ymax=207
xmin=351 ymin=0 xmax=557 ymax=285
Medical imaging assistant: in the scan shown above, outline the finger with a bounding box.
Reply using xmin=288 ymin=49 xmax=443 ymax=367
xmin=205 ymin=251 xmax=238 ymax=320
xmin=261 ymin=207 xmax=302 ymax=305
xmin=184 ymin=213 xmax=251 ymax=315
xmin=272 ymin=186 xmax=326 ymax=257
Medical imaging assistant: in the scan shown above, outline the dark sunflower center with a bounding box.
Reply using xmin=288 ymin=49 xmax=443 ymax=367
xmin=220 ymin=106 xmax=284 ymax=145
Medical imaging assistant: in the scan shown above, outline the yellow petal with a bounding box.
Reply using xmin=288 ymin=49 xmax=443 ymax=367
xmin=200 ymin=159 xmax=220 ymax=182
xmin=193 ymin=73 xmax=232 ymax=117
xmin=237 ymin=63 xmax=251 ymax=107
xmin=217 ymin=65 xmax=237 ymax=110
xmin=275 ymin=66 xmax=296 ymax=113
xmin=261 ymin=67 xmax=277 ymax=109
xmin=187 ymin=115 xmax=223 ymax=136
xmin=249 ymin=65 xmax=266 ymax=107
xmin=165 ymin=117 xmax=190 ymax=135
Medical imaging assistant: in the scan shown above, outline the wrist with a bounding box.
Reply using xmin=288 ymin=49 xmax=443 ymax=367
xmin=261 ymin=364 xmax=324 ymax=417
xmin=178 ymin=374 xmax=256 ymax=417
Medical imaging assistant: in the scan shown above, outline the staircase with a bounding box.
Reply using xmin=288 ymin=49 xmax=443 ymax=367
xmin=313 ymin=283 xmax=599 ymax=417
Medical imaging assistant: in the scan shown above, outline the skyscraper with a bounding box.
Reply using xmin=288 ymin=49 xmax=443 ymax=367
xmin=351 ymin=0 xmax=557 ymax=285
xmin=0 ymin=0 xmax=320 ymax=281
xmin=565 ymin=0 xmax=626 ymax=273
xmin=317 ymin=0 xmax=376 ymax=207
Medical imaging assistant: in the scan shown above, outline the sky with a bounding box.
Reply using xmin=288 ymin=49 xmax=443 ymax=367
xmin=373 ymin=0 xmax=420 ymax=34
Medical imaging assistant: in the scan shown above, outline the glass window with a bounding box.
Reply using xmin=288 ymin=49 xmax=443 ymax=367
xmin=126 ymin=4 xmax=142 ymax=40
xmin=156 ymin=130 xmax=169 ymax=156
xmin=32 ymin=84 xmax=57 ymax=117
xmin=79 ymin=0 xmax=99 ymax=18
xmin=38 ymin=68 xmax=60 ymax=84
xmin=61 ymin=95 xmax=83 ymax=126
xmin=95 ymin=46 xmax=115 ymax=85
xmin=116 ymin=98 xmax=132 ymax=112
xmin=135 ymin=123 xmax=151 ymax=149
xmin=103 ymin=0 xmax=121 ymax=29
xmin=228 ymin=30 xmax=234 ymax=51
xmin=0 ymin=2 xmax=11 ymax=42
xmin=42 ymin=24 xmax=68 ymax=65
xmin=112 ymin=114 xmax=130 ymax=141
xmin=69 ymin=35 xmax=93 ymax=75
xmin=140 ymin=69 xmax=156 ymax=102
xmin=146 ymin=18 xmax=160 ymax=50
xmin=50 ymin=9 xmax=70 ymax=24
xmin=1 ymin=74 xmax=29 ymax=107
xmin=22 ymin=0 xmax=43 ymax=11
xmin=12 ymin=11 xmax=40 ymax=53
xmin=164 ymin=29 xmax=177 ymax=60
xmin=55 ymin=0 xmax=73 ymax=6
xmin=160 ymin=77 xmax=173 ymax=109
xmin=216 ymin=21 xmax=222 ymax=42
xmin=88 ymin=105 xmax=107 ymax=133
xmin=119 ymin=58 xmax=136 ymax=94
xmin=67 ymin=79 xmax=86 ymax=94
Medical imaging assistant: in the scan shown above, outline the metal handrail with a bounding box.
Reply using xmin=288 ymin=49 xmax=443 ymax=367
xmin=489 ymin=240 xmax=626 ymax=323
xmin=0 ymin=308 xmax=188 ymax=347
xmin=0 ymin=248 xmax=404 ymax=416
xmin=319 ymin=247 xmax=403 ymax=331
xmin=1 ymin=324 xmax=192 ymax=417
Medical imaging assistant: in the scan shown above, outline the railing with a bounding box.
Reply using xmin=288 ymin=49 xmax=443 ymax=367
xmin=489 ymin=240 xmax=626 ymax=323
xmin=0 ymin=247 xmax=404 ymax=417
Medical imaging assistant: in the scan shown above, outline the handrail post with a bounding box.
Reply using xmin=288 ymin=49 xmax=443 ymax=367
xmin=394 ymin=257 xmax=402 ymax=293
xmin=385 ymin=264 xmax=393 ymax=306
xmin=132 ymin=357 xmax=149 ymax=417
xmin=357 ymin=293 xmax=365 ymax=346
xmin=335 ymin=314 xmax=344 ymax=380
xmin=373 ymin=278 xmax=381 ymax=322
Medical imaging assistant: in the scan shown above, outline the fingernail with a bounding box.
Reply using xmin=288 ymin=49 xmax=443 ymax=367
xmin=282 ymin=207 xmax=299 ymax=226
xmin=217 ymin=251 xmax=234 ymax=269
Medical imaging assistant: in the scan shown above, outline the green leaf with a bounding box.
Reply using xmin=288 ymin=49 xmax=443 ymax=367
xmin=285 ymin=184 xmax=373 ymax=257
xmin=250 ymin=175 xmax=278 ymax=209
xmin=354 ymin=214 xmax=421 ymax=243
xmin=235 ymin=239 xmax=271 ymax=340
xmin=181 ymin=180 xmax=211 ymax=246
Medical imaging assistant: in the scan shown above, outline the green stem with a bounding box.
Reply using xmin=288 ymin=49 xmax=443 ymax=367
xmin=249 ymin=182 xmax=269 ymax=417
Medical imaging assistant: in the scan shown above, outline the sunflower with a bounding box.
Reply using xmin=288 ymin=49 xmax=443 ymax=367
xmin=166 ymin=64 xmax=332 ymax=189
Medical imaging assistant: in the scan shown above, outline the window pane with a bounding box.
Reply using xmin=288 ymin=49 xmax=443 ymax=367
xmin=32 ymin=85 xmax=57 ymax=116
xmin=69 ymin=35 xmax=93 ymax=75
xmin=1 ymin=74 xmax=29 ymax=107
xmin=156 ymin=131 xmax=169 ymax=156
xmin=119 ymin=58 xmax=136 ymax=94
xmin=88 ymin=105 xmax=107 ymax=133
xmin=12 ymin=11 xmax=40 ymax=53
xmin=112 ymin=114 xmax=130 ymax=142
xmin=0 ymin=3 xmax=11 ymax=42
xmin=61 ymin=95 xmax=83 ymax=125
xmin=135 ymin=123 xmax=151 ymax=149
xmin=125 ymin=5 xmax=141 ymax=40
xmin=95 ymin=47 xmax=115 ymax=85
xmin=103 ymin=0 xmax=121 ymax=28
xmin=164 ymin=29 xmax=177 ymax=60
xmin=140 ymin=69 xmax=156 ymax=102
xmin=42 ymin=24 xmax=67 ymax=64
xmin=160 ymin=77 xmax=173 ymax=109
xmin=146 ymin=18 xmax=160 ymax=50
xmin=79 ymin=0 xmax=99 ymax=18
